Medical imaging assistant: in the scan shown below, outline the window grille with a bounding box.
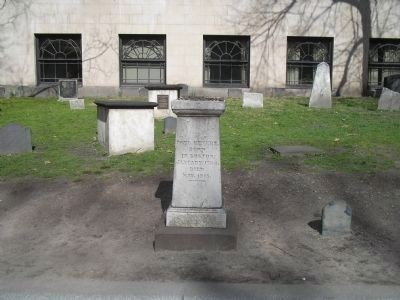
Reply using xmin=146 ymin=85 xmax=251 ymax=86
xmin=286 ymin=37 xmax=333 ymax=86
xmin=368 ymin=38 xmax=400 ymax=88
xmin=120 ymin=35 xmax=166 ymax=85
xmin=203 ymin=36 xmax=250 ymax=87
xmin=36 ymin=34 xmax=82 ymax=84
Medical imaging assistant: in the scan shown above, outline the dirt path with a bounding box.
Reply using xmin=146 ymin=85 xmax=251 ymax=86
xmin=0 ymin=159 xmax=399 ymax=284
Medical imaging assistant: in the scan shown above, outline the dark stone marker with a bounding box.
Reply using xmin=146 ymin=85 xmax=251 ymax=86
xmin=154 ymin=213 xmax=237 ymax=251
xmin=384 ymin=74 xmax=400 ymax=93
xmin=157 ymin=95 xmax=169 ymax=109
xmin=59 ymin=79 xmax=78 ymax=99
xmin=0 ymin=87 xmax=5 ymax=98
xmin=269 ymin=145 xmax=323 ymax=157
xmin=0 ymin=124 xmax=32 ymax=155
xmin=163 ymin=117 xmax=177 ymax=134
xmin=322 ymin=200 xmax=352 ymax=236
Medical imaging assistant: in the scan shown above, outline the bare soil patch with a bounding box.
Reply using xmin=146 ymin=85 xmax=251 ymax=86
xmin=0 ymin=159 xmax=399 ymax=284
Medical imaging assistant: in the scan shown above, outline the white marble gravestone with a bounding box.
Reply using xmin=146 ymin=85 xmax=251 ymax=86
xmin=378 ymin=87 xmax=400 ymax=111
xmin=243 ymin=92 xmax=263 ymax=108
xmin=309 ymin=62 xmax=332 ymax=108
xmin=166 ymin=98 xmax=226 ymax=228
xmin=69 ymin=98 xmax=85 ymax=110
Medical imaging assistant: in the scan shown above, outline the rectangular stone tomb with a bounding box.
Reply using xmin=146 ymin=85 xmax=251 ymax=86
xmin=0 ymin=124 xmax=32 ymax=155
xmin=94 ymin=100 xmax=158 ymax=156
xmin=242 ymin=92 xmax=263 ymax=108
xmin=145 ymin=85 xmax=182 ymax=119
xmin=69 ymin=98 xmax=85 ymax=110
xmin=309 ymin=62 xmax=332 ymax=108
xmin=166 ymin=97 xmax=227 ymax=229
xmin=58 ymin=79 xmax=78 ymax=101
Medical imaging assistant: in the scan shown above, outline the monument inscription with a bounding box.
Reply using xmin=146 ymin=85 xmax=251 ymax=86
xmin=157 ymin=95 xmax=169 ymax=109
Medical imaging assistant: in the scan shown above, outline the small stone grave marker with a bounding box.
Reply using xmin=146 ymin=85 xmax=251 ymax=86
xmin=378 ymin=87 xmax=400 ymax=111
xmin=322 ymin=200 xmax=352 ymax=236
xmin=69 ymin=98 xmax=85 ymax=110
xmin=309 ymin=62 xmax=332 ymax=108
xmin=0 ymin=87 xmax=5 ymax=98
xmin=59 ymin=79 xmax=78 ymax=101
xmin=0 ymin=124 xmax=32 ymax=155
xmin=157 ymin=95 xmax=169 ymax=109
xmin=163 ymin=116 xmax=177 ymax=134
xmin=384 ymin=74 xmax=400 ymax=93
xmin=243 ymin=92 xmax=263 ymax=108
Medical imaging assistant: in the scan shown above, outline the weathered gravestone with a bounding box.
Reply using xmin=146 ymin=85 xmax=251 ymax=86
xmin=378 ymin=87 xmax=400 ymax=111
xmin=309 ymin=62 xmax=332 ymax=108
xmin=0 ymin=124 xmax=32 ymax=155
xmin=69 ymin=98 xmax=85 ymax=110
xmin=58 ymin=79 xmax=78 ymax=101
xmin=163 ymin=116 xmax=177 ymax=134
xmin=145 ymin=85 xmax=182 ymax=119
xmin=322 ymin=200 xmax=352 ymax=236
xmin=384 ymin=74 xmax=400 ymax=93
xmin=155 ymin=97 xmax=236 ymax=251
xmin=243 ymin=92 xmax=263 ymax=108
xmin=166 ymin=98 xmax=226 ymax=228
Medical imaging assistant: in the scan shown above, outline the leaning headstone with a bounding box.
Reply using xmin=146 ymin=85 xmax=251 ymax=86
xmin=309 ymin=62 xmax=332 ymax=108
xmin=163 ymin=116 xmax=177 ymax=134
xmin=243 ymin=92 xmax=263 ymax=108
xmin=378 ymin=87 xmax=400 ymax=111
xmin=383 ymin=74 xmax=400 ymax=93
xmin=69 ymin=98 xmax=85 ymax=110
xmin=322 ymin=200 xmax=352 ymax=236
xmin=58 ymin=79 xmax=78 ymax=101
xmin=166 ymin=97 xmax=227 ymax=228
xmin=0 ymin=124 xmax=32 ymax=155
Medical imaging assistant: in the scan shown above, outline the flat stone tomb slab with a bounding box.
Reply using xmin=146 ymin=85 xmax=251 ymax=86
xmin=155 ymin=213 xmax=237 ymax=251
xmin=166 ymin=98 xmax=227 ymax=228
xmin=309 ymin=62 xmax=332 ymax=108
xmin=58 ymin=79 xmax=78 ymax=101
xmin=146 ymin=85 xmax=182 ymax=119
xmin=269 ymin=145 xmax=323 ymax=157
xmin=0 ymin=124 xmax=32 ymax=155
xmin=378 ymin=87 xmax=400 ymax=111
xmin=243 ymin=92 xmax=263 ymax=108
xmin=94 ymin=100 xmax=158 ymax=156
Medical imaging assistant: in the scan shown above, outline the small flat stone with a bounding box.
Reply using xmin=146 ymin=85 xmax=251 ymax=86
xmin=322 ymin=200 xmax=352 ymax=236
xmin=0 ymin=124 xmax=32 ymax=155
xmin=269 ymin=145 xmax=323 ymax=157
xmin=242 ymin=92 xmax=263 ymax=108
xmin=69 ymin=98 xmax=85 ymax=110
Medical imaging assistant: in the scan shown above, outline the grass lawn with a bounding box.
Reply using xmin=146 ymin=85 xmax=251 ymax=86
xmin=0 ymin=97 xmax=399 ymax=179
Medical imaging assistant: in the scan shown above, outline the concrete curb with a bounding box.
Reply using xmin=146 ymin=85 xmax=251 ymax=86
xmin=0 ymin=279 xmax=400 ymax=299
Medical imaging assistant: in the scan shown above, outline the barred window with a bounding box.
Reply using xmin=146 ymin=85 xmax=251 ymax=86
xmin=286 ymin=36 xmax=333 ymax=86
xmin=203 ymin=35 xmax=250 ymax=87
xmin=120 ymin=35 xmax=166 ymax=85
xmin=36 ymin=34 xmax=82 ymax=84
xmin=368 ymin=38 xmax=400 ymax=88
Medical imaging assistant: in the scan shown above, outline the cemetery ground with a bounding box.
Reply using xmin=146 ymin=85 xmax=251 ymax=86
xmin=0 ymin=97 xmax=399 ymax=285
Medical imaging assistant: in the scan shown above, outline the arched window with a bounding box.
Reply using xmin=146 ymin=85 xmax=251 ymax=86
xmin=368 ymin=39 xmax=400 ymax=88
xmin=36 ymin=34 xmax=82 ymax=84
xmin=286 ymin=37 xmax=333 ymax=86
xmin=204 ymin=36 xmax=250 ymax=87
xmin=120 ymin=35 xmax=166 ymax=85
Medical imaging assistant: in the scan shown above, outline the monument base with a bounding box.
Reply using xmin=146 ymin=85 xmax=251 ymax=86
xmin=154 ymin=213 xmax=236 ymax=251
xmin=166 ymin=207 xmax=226 ymax=228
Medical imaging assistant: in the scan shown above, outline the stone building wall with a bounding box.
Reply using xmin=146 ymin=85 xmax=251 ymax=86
xmin=0 ymin=0 xmax=399 ymax=97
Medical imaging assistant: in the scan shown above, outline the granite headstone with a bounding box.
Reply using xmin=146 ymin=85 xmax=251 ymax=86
xmin=309 ymin=62 xmax=332 ymax=108
xmin=59 ymin=79 xmax=78 ymax=101
xmin=378 ymin=87 xmax=400 ymax=111
xmin=322 ymin=200 xmax=352 ymax=236
xmin=163 ymin=116 xmax=177 ymax=134
xmin=0 ymin=124 xmax=32 ymax=155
